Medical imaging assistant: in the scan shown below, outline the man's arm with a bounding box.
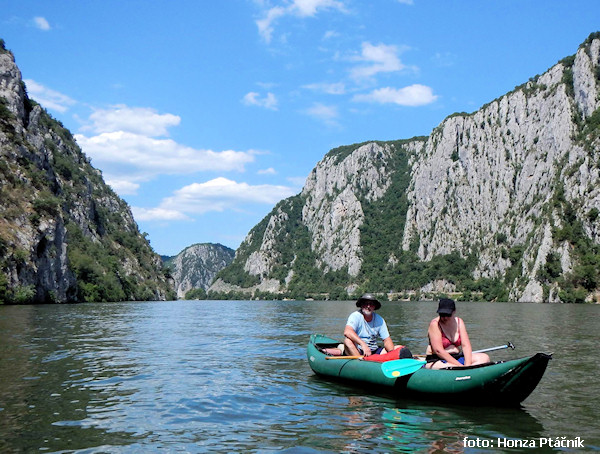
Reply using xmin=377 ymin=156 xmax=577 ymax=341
xmin=344 ymin=324 xmax=371 ymax=356
xmin=382 ymin=336 xmax=395 ymax=353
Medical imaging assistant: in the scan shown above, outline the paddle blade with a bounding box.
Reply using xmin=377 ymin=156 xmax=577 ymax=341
xmin=381 ymin=359 xmax=426 ymax=378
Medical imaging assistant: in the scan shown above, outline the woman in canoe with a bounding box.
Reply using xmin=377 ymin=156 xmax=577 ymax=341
xmin=425 ymin=298 xmax=490 ymax=369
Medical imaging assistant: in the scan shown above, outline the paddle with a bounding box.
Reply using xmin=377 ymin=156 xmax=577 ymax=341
xmin=326 ymin=343 xmax=515 ymax=362
xmin=381 ymin=358 xmax=426 ymax=378
xmin=474 ymin=341 xmax=515 ymax=354
xmin=414 ymin=341 xmax=515 ymax=359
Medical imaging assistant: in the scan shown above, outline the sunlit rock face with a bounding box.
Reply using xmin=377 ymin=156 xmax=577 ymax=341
xmin=211 ymin=36 xmax=600 ymax=303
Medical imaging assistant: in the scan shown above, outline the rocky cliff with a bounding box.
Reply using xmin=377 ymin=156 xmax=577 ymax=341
xmin=0 ymin=41 xmax=175 ymax=303
xmin=210 ymin=33 xmax=600 ymax=303
xmin=164 ymin=243 xmax=234 ymax=298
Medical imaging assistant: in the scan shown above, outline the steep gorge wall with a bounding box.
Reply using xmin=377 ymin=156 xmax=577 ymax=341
xmin=403 ymin=38 xmax=600 ymax=301
xmin=0 ymin=44 xmax=174 ymax=303
xmin=211 ymin=35 xmax=600 ymax=302
xmin=166 ymin=243 xmax=234 ymax=298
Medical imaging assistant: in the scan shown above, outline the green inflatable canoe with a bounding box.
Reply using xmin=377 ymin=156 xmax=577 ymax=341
xmin=307 ymin=334 xmax=551 ymax=406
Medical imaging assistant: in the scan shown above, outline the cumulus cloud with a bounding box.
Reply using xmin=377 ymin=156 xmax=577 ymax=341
xmin=24 ymin=79 xmax=76 ymax=113
xmin=106 ymin=179 xmax=140 ymax=196
xmin=256 ymin=6 xmax=286 ymax=43
xmin=83 ymin=105 xmax=181 ymax=136
xmin=258 ymin=167 xmax=277 ymax=175
xmin=75 ymin=131 xmax=255 ymax=182
xmin=350 ymin=42 xmax=406 ymax=80
xmin=352 ymin=84 xmax=438 ymax=106
xmin=304 ymin=102 xmax=339 ymax=126
xmin=33 ymin=17 xmax=51 ymax=31
xmin=74 ymin=104 xmax=256 ymax=194
xmin=135 ymin=177 xmax=296 ymax=220
xmin=242 ymin=92 xmax=278 ymax=110
xmin=132 ymin=207 xmax=191 ymax=221
xmin=303 ymin=82 xmax=346 ymax=95
xmin=256 ymin=0 xmax=346 ymax=43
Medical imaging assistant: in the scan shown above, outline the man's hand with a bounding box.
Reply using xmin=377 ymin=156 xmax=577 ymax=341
xmin=361 ymin=343 xmax=372 ymax=356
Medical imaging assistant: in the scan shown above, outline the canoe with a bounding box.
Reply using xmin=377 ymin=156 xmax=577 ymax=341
xmin=307 ymin=334 xmax=551 ymax=406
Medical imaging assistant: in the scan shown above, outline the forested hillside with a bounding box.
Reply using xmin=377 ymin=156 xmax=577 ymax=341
xmin=210 ymin=33 xmax=600 ymax=303
xmin=0 ymin=40 xmax=175 ymax=303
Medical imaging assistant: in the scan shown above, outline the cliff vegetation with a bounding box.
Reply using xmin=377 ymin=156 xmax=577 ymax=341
xmin=209 ymin=33 xmax=600 ymax=303
xmin=0 ymin=40 xmax=175 ymax=303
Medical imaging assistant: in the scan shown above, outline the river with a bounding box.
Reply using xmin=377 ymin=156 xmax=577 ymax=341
xmin=0 ymin=300 xmax=598 ymax=453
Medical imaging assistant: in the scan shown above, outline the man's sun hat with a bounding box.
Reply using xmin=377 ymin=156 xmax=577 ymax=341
xmin=356 ymin=293 xmax=381 ymax=310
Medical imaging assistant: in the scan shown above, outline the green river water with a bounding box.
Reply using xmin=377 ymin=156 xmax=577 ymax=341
xmin=0 ymin=300 xmax=598 ymax=453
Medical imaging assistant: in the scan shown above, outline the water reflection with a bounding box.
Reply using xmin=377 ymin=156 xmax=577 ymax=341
xmin=0 ymin=300 xmax=599 ymax=452
xmin=378 ymin=403 xmax=546 ymax=453
xmin=0 ymin=304 xmax=141 ymax=452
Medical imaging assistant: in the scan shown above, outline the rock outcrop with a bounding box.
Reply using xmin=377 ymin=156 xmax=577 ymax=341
xmin=164 ymin=243 xmax=234 ymax=298
xmin=211 ymin=33 xmax=600 ymax=303
xmin=0 ymin=42 xmax=175 ymax=303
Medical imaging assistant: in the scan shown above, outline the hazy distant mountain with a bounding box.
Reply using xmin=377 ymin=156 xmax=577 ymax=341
xmin=210 ymin=32 xmax=600 ymax=303
xmin=0 ymin=40 xmax=175 ymax=303
xmin=164 ymin=243 xmax=234 ymax=298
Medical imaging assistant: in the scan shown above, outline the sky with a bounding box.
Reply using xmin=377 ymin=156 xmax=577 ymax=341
xmin=1 ymin=1 xmax=599 ymax=256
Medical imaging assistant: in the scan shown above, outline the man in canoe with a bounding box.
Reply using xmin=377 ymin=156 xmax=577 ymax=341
xmin=343 ymin=293 xmax=406 ymax=358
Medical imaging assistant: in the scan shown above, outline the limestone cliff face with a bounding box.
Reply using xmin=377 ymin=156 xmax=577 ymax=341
xmin=0 ymin=44 xmax=175 ymax=303
xmin=165 ymin=243 xmax=234 ymax=298
xmin=211 ymin=34 xmax=600 ymax=303
xmin=403 ymin=37 xmax=600 ymax=301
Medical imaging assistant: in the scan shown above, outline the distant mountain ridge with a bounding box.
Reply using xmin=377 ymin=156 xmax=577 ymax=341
xmin=0 ymin=40 xmax=175 ymax=303
xmin=163 ymin=243 xmax=234 ymax=298
xmin=210 ymin=32 xmax=600 ymax=303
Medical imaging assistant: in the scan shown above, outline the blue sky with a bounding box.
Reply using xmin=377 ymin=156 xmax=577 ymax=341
xmin=2 ymin=1 xmax=598 ymax=256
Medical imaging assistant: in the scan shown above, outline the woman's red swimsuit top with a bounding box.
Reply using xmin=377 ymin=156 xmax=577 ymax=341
xmin=440 ymin=318 xmax=461 ymax=349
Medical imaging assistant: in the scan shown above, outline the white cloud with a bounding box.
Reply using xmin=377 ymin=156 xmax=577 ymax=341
xmin=33 ymin=17 xmax=51 ymax=31
xmin=258 ymin=167 xmax=277 ymax=175
xmin=256 ymin=6 xmax=286 ymax=43
xmin=24 ymin=79 xmax=75 ymax=113
xmin=256 ymin=0 xmax=346 ymax=43
xmin=352 ymin=84 xmax=438 ymax=106
xmin=83 ymin=105 xmax=181 ymax=136
xmin=106 ymin=179 xmax=140 ymax=195
xmin=75 ymin=131 xmax=256 ymax=184
xmin=291 ymin=0 xmax=346 ymax=17
xmin=242 ymin=92 xmax=279 ymax=110
xmin=132 ymin=207 xmax=191 ymax=221
xmin=304 ymin=102 xmax=339 ymax=126
xmin=73 ymin=104 xmax=256 ymax=195
xmin=350 ymin=42 xmax=405 ymax=80
xmin=303 ymin=82 xmax=346 ymax=95
xmin=323 ymin=30 xmax=340 ymax=40
xmin=136 ymin=177 xmax=296 ymax=220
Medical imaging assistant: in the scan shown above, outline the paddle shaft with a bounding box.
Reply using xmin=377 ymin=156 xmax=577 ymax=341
xmin=327 ymin=343 xmax=515 ymax=360
xmin=414 ymin=342 xmax=515 ymax=358
xmin=473 ymin=342 xmax=515 ymax=354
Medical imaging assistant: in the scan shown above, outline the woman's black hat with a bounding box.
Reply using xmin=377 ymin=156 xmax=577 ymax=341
xmin=437 ymin=298 xmax=456 ymax=316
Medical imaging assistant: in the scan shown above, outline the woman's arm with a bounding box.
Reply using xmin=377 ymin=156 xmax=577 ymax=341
xmin=458 ymin=318 xmax=473 ymax=366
